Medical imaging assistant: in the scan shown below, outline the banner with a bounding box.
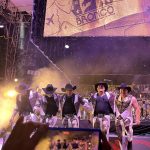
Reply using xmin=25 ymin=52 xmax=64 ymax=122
xmin=43 ymin=0 xmax=149 ymax=36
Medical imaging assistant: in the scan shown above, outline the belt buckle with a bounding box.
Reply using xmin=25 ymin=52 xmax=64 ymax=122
xmin=97 ymin=114 xmax=104 ymax=118
xmin=117 ymin=115 xmax=123 ymax=120
xmin=47 ymin=114 xmax=53 ymax=118
xmin=65 ymin=114 xmax=74 ymax=118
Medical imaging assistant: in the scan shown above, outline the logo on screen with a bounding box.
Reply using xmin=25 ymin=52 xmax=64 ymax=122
xmin=72 ymin=0 xmax=114 ymax=26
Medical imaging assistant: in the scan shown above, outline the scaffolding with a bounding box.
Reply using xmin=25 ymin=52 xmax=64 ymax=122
xmin=0 ymin=0 xmax=31 ymax=81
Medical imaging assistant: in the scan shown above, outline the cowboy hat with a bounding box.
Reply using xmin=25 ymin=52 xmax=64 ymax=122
xmin=117 ymin=83 xmax=131 ymax=93
xmin=42 ymin=84 xmax=57 ymax=94
xmin=61 ymin=83 xmax=77 ymax=92
xmin=15 ymin=82 xmax=29 ymax=93
xmin=95 ymin=81 xmax=108 ymax=92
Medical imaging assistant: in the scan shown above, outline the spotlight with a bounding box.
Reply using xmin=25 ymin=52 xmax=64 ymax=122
xmin=65 ymin=44 xmax=69 ymax=49
xmin=5 ymin=90 xmax=17 ymax=98
xmin=0 ymin=25 xmax=4 ymax=28
xmin=14 ymin=78 xmax=18 ymax=82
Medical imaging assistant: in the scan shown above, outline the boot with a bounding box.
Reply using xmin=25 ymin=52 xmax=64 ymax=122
xmin=127 ymin=141 xmax=132 ymax=150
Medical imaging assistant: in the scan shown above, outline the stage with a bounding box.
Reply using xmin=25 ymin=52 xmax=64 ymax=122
xmin=0 ymin=119 xmax=150 ymax=150
xmin=0 ymin=135 xmax=150 ymax=150
xmin=110 ymin=135 xmax=150 ymax=150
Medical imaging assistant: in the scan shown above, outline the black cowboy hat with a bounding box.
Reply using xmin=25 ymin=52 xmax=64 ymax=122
xmin=15 ymin=82 xmax=29 ymax=93
xmin=117 ymin=83 xmax=131 ymax=93
xmin=42 ymin=84 xmax=57 ymax=94
xmin=95 ymin=81 xmax=108 ymax=92
xmin=61 ymin=83 xmax=77 ymax=92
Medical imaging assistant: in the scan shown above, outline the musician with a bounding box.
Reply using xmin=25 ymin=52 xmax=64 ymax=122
xmin=60 ymin=83 xmax=92 ymax=128
xmin=90 ymin=81 xmax=114 ymax=140
xmin=115 ymin=83 xmax=141 ymax=150
xmin=10 ymin=83 xmax=33 ymax=124
xmin=41 ymin=84 xmax=60 ymax=127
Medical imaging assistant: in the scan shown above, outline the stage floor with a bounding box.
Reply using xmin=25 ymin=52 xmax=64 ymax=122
xmin=1 ymin=135 xmax=150 ymax=150
xmin=110 ymin=134 xmax=150 ymax=150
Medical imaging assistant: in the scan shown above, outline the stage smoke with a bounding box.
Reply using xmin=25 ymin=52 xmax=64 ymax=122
xmin=31 ymin=67 xmax=68 ymax=93
xmin=0 ymin=84 xmax=17 ymax=129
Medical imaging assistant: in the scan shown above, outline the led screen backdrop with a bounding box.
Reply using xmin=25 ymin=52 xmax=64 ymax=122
xmin=43 ymin=0 xmax=150 ymax=36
